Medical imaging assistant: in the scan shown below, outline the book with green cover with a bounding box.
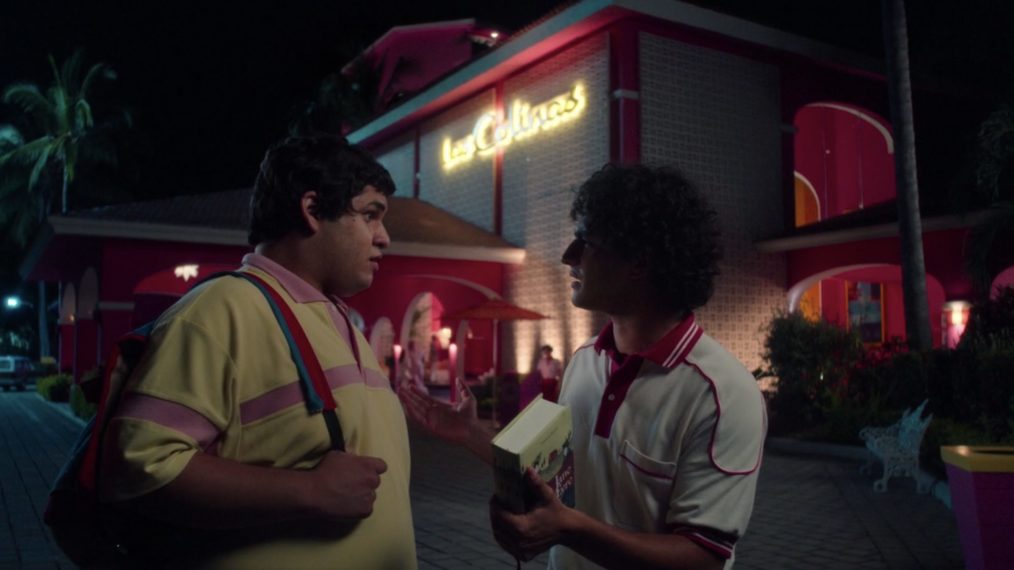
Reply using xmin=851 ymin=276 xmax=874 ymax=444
xmin=491 ymin=395 xmax=575 ymax=513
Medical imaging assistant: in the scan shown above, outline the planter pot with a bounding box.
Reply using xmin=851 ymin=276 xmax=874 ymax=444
xmin=941 ymin=446 xmax=1014 ymax=570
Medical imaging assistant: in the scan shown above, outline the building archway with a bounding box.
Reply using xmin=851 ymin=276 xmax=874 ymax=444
xmin=399 ymin=292 xmax=452 ymax=387
xmin=78 ymin=268 xmax=99 ymax=320
xmin=793 ymin=102 xmax=896 ymax=225
xmin=369 ymin=317 xmax=395 ymax=378
xmin=990 ymin=266 xmax=1014 ymax=299
xmin=789 ymin=264 xmax=946 ymax=347
xmin=60 ymin=283 xmax=77 ymax=324
xmin=794 ymin=172 xmax=821 ymax=227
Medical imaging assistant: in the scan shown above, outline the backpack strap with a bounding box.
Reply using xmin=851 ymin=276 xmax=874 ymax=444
xmin=228 ymin=271 xmax=346 ymax=452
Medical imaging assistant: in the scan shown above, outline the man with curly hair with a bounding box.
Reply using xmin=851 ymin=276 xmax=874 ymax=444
xmin=404 ymin=163 xmax=766 ymax=569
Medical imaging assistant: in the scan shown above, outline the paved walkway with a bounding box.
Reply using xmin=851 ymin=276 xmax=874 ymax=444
xmin=0 ymin=390 xmax=964 ymax=569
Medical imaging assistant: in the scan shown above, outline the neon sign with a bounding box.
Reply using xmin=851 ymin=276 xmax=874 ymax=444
xmin=441 ymin=83 xmax=586 ymax=170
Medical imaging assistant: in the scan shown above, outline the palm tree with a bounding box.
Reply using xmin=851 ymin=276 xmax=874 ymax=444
xmin=965 ymin=103 xmax=1014 ymax=296
xmin=881 ymin=0 xmax=933 ymax=350
xmin=0 ymin=50 xmax=123 ymax=358
xmin=0 ymin=126 xmax=42 ymax=246
xmin=1 ymin=50 xmax=119 ymax=214
xmin=288 ymin=66 xmax=381 ymax=137
xmin=0 ymin=124 xmax=52 ymax=358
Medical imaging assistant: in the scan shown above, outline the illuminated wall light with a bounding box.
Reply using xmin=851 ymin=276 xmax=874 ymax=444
xmin=949 ymin=304 xmax=968 ymax=326
xmin=942 ymin=300 xmax=971 ymax=348
xmin=437 ymin=326 xmax=453 ymax=349
xmin=174 ymin=264 xmax=200 ymax=282
xmin=441 ymin=83 xmax=587 ymax=171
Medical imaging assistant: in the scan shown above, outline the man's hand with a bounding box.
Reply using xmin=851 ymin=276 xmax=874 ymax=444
xmin=399 ymin=381 xmax=477 ymax=444
xmin=306 ymin=450 xmax=387 ymax=521
xmin=490 ymin=468 xmax=575 ymax=561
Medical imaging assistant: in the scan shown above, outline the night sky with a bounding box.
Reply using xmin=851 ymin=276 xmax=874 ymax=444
xmin=1 ymin=1 xmax=1010 ymax=207
xmin=1 ymin=0 xmax=562 ymax=204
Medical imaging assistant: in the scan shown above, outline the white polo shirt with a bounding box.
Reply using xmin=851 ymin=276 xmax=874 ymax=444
xmin=549 ymin=314 xmax=766 ymax=570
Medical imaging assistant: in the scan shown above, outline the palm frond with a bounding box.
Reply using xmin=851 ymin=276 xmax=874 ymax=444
xmin=48 ymin=54 xmax=65 ymax=94
xmin=48 ymin=85 xmax=70 ymax=134
xmin=3 ymin=84 xmax=55 ymax=131
xmin=0 ymin=124 xmax=25 ymax=151
xmin=74 ymin=99 xmax=94 ymax=132
xmin=0 ymin=135 xmax=57 ymax=168
xmin=64 ymin=142 xmax=78 ymax=182
xmin=79 ymin=62 xmax=116 ymax=99
xmin=27 ymin=142 xmax=55 ymax=191
xmin=60 ymin=49 xmax=85 ymax=95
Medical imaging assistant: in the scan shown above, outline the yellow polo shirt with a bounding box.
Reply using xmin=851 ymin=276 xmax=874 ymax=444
xmin=100 ymin=254 xmax=416 ymax=569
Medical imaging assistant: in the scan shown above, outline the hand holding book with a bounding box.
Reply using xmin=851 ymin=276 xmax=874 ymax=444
xmin=491 ymin=467 xmax=577 ymax=562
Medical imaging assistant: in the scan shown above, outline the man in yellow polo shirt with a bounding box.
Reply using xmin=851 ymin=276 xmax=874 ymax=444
xmin=100 ymin=136 xmax=416 ymax=568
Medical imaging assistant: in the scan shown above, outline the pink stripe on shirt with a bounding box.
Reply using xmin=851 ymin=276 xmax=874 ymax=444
xmin=116 ymin=393 xmax=220 ymax=451
xmin=240 ymin=365 xmax=390 ymax=424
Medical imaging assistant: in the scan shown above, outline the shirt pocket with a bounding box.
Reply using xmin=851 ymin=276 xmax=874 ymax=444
xmin=616 ymin=440 xmax=678 ymax=530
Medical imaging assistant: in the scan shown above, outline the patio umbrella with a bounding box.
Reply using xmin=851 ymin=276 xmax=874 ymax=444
xmin=442 ymin=297 xmax=548 ymax=374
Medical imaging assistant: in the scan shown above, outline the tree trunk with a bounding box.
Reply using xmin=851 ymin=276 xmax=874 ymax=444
xmin=37 ymin=281 xmax=50 ymax=358
xmin=882 ymin=0 xmax=933 ymax=350
xmin=37 ymin=180 xmax=54 ymax=359
xmin=60 ymin=157 xmax=69 ymax=214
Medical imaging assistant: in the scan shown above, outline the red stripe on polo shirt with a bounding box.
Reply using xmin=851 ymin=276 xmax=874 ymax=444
xmin=592 ymin=315 xmax=703 ymax=437
xmin=672 ymin=525 xmax=736 ymax=560
xmin=684 ymin=360 xmax=764 ymax=475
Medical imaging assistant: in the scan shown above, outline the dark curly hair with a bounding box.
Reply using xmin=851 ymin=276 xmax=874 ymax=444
xmin=248 ymin=136 xmax=395 ymax=246
xmin=570 ymin=163 xmax=722 ymax=314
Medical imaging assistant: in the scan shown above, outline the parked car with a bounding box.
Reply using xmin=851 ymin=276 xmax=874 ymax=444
xmin=0 ymin=355 xmax=33 ymax=391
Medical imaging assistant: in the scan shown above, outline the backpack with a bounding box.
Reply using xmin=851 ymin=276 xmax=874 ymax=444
xmin=44 ymin=271 xmax=346 ymax=566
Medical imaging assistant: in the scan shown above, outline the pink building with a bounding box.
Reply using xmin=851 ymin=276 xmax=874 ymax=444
xmin=21 ymin=1 xmax=1014 ymax=384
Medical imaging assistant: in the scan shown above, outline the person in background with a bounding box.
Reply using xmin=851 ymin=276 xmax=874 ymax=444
xmin=537 ymin=344 xmax=563 ymax=402
xmin=402 ymin=163 xmax=766 ymax=570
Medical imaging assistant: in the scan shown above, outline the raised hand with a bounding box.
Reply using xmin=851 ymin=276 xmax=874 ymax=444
xmin=398 ymin=381 xmax=477 ymax=444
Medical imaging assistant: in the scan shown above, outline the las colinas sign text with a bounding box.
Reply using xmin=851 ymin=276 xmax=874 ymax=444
xmin=441 ymin=84 xmax=586 ymax=170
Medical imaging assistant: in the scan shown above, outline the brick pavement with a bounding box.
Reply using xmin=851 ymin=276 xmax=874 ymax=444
xmin=0 ymin=391 xmax=79 ymax=569
xmin=1 ymin=390 xmax=965 ymax=569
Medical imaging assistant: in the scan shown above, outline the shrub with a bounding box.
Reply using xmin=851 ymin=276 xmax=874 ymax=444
xmin=69 ymin=383 xmax=97 ymax=421
xmin=970 ymin=341 xmax=1014 ymax=440
xmin=759 ymin=312 xmax=865 ymax=434
xmin=759 ymin=305 xmax=1014 ymax=455
xmin=922 ymin=417 xmax=1014 ymax=478
xmin=960 ymin=286 xmax=1014 ymax=348
xmin=36 ymin=374 xmax=72 ymax=402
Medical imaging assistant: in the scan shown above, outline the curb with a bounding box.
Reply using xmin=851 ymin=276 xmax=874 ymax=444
xmin=765 ymin=437 xmax=952 ymax=509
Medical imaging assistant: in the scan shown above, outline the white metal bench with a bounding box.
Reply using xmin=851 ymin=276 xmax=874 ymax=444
xmin=859 ymin=400 xmax=933 ymax=493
